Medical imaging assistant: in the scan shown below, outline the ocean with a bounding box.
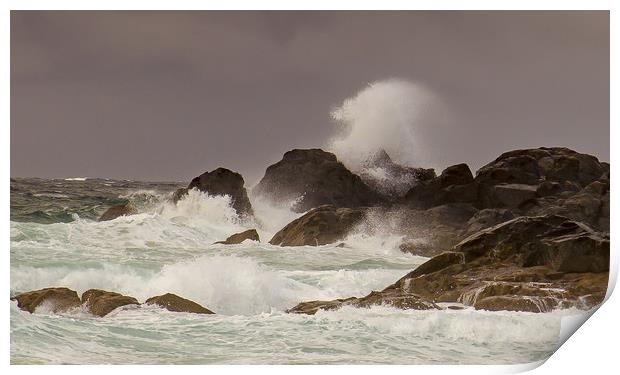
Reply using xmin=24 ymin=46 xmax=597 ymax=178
xmin=10 ymin=177 xmax=585 ymax=364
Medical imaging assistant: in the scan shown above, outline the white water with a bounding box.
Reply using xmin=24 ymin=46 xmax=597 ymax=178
xmin=328 ymin=79 xmax=447 ymax=173
xmin=10 ymin=188 xmax=581 ymax=364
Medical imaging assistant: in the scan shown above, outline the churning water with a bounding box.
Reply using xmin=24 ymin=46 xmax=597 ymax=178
xmin=10 ymin=178 xmax=584 ymax=364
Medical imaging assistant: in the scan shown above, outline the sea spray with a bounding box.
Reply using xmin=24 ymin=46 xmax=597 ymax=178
xmin=329 ymin=79 xmax=443 ymax=170
xmin=11 ymin=178 xmax=572 ymax=364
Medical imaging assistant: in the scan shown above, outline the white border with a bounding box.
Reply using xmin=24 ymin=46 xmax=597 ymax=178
xmin=2 ymin=2 xmax=615 ymax=374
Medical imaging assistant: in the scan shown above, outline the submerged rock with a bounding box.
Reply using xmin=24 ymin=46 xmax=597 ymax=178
xmin=82 ymin=289 xmax=139 ymax=317
xmin=253 ymin=149 xmax=381 ymax=212
xmin=269 ymin=205 xmax=365 ymax=246
xmin=288 ymin=214 xmax=609 ymax=314
xmin=215 ymin=229 xmax=260 ymax=244
xmin=11 ymin=287 xmax=81 ymax=314
xmin=98 ymin=202 xmax=138 ymax=221
xmin=144 ymin=293 xmax=215 ymax=314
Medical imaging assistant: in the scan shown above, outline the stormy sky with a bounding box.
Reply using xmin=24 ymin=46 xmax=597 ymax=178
xmin=11 ymin=11 xmax=609 ymax=185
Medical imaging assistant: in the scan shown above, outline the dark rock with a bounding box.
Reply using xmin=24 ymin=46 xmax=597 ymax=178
xmin=11 ymin=287 xmax=81 ymax=314
xmin=144 ymin=293 xmax=214 ymax=314
xmin=187 ymin=168 xmax=253 ymax=216
xmin=215 ymin=229 xmax=260 ymax=244
xmin=81 ymin=289 xmax=139 ymax=317
xmin=269 ymin=205 xmax=365 ymax=246
xmin=404 ymin=164 xmax=477 ymax=209
xmin=359 ymin=149 xmax=436 ymax=198
xmin=475 ymin=147 xmax=606 ymax=208
xmin=473 ymin=296 xmax=548 ymax=313
xmin=396 ymin=204 xmax=478 ymax=257
xmin=288 ymin=214 xmax=609 ymax=313
xmin=463 ymin=208 xmax=516 ymax=236
xmin=287 ymin=290 xmax=439 ymax=315
xmin=171 ymin=188 xmax=189 ymax=204
xmin=253 ymin=149 xmax=381 ymax=212
xmin=489 ymin=183 xmax=538 ymax=208
xmin=99 ymin=202 xmax=138 ymax=221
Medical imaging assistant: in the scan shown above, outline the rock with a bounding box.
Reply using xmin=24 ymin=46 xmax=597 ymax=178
xmin=253 ymin=149 xmax=381 ymax=212
xmin=144 ymin=293 xmax=214 ymax=314
xmin=98 ymin=202 xmax=138 ymax=221
xmin=288 ymin=214 xmax=609 ymax=313
xmin=215 ymin=229 xmax=260 ymax=244
xmin=286 ymin=297 xmax=357 ymax=315
xmin=473 ymin=295 xmax=548 ymax=313
xmin=11 ymin=287 xmax=81 ymax=314
xmin=531 ymin=175 xmax=610 ymax=231
xmin=359 ymin=149 xmax=436 ymax=198
xmin=475 ymin=147 xmax=607 ymax=208
xmin=404 ymin=163 xmax=477 ymax=209
xmin=171 ymin=188 xmax=189 ymax=204
xmin=187 ymin=168 xmax=253 ymax=216
xmin=396 ymin=204 xmax=478 ymax=257
xmin=269 ymin=205 xmax=365 ymax=246
xmin=463 ymin=208 xmax=516 ymax=236
xmin=489 ymin=183 xmax=538 ymax=208
xmin=287 ymin=290 xmax=439 ymax=315
xmin=81 ymin=289 xmax=139 ymax=317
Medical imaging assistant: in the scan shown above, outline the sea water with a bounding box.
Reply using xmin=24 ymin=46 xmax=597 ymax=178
xmin=10 ymin=178 xmax=584 ymax=364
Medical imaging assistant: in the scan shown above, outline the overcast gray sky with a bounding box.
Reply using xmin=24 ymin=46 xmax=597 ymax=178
xmin=11 ymin=11 xmax=609 ymax=185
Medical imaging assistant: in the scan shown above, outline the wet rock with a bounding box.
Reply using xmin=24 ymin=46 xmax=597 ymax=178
xmin=98 ymin=202 xmax=138 ymax=221
xmin=81 ymin=289 xmax=139 ymax=317
xmin=144 ymin=293 xmax=215 ymax=314
xmin=396 ymin=204 xmax=478 ymax=257
xmin=286 ymin=297 xmax=357 ymax=315
xmin=269 ymin=205 xmax=365 ymax=246
xmin=187 ymin=168 xmax=253 ymax=216
xmin=473 ymin=296 xmax=550 ymax=313
xmin=475 ymin=147 xmax=606 ymax=208
xmin=287 ymin=290 xmax=439 ymax=315
xmin=359 ymin=149 xmax=436 ymax=198
xmin=463 ymin=208 xmax=516 ymax=236
xmin=171 ymin=188 xmax=189 ymax=204
xmin=489 ymin=183 xmax=538 ymax=208
xmin=11 ymin=287 xmax=81 ymax=314
xmin=215 ymin=229 xmax=260 ymax=244
xmin=253 ymin=149 xmax=381 ymax=212
xmin=404 ymin=163 xmax=477 ymax=209
xmin=289 ymin=214 xmax=609 ymax=313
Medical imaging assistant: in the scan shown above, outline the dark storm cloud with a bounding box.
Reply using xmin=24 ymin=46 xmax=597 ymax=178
xmin=11 ymin=11 xmax=609 ymax=184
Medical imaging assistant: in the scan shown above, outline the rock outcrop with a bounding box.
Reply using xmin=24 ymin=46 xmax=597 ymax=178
xmin=81 ymin=289 xmax=139 ymax=317
xmin=174 ymin=168 xmax=253 ymax=216
xmin=403 ymin=147 xmax=609 ymax=232
xmin=11 ymin=287 xmax=82 ymax=314
xmin=288 ymin=214 xmax=609 ymax=314
xmin=98 ymin=202 xmax=138 ymax=221
xmin=404 ymin=163 xmax=477 ymax=209
xmin=287 ymin=290 xmax=440 ymax=315
xmin=253 ymin=149 xmax=380 ymax=212
xmin=269 ymin=205 xmax=365 ymax=246
xmin=215 ymin=229 xmax=260 ymax=244
xmin=144 ymin=293 xmax=215 ymax=314
xmin=396 ymin=203 xmax=478 ymax=257
xmin=359 ymin=149 xmax=436 ymax=198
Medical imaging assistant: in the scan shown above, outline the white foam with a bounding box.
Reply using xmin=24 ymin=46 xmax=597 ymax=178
xmin=328 ymin=78 xmax=445 ymax=172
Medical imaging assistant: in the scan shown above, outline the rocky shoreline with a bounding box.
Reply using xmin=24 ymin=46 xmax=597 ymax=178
xmin=12 ymin=288 xmax=214 ymax=316
xmin=13 ymin=146 xmax=610 ymax=317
